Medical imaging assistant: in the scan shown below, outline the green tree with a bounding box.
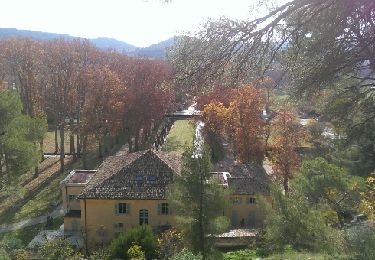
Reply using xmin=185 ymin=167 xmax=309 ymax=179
xmin=261 ymin=184 xmax=345 ymax=254
xmin=295 ymin=158 xmax=365 ymax=227
xmin=108 ymin=226 xmax=158 ymax=260
xmin=168 ymin=145 xmax=229 ymax=259
xmin=0 ymin=90 xmax=46 ymax=186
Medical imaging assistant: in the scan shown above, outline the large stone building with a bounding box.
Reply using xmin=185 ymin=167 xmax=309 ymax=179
xmin=61 ymin=149 xmax=270 ymax=251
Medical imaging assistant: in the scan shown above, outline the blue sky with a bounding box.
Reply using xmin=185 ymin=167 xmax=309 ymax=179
xmin=0 ymin=0 xmax=280 ymax=47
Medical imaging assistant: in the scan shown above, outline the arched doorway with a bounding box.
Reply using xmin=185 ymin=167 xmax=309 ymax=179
xmin=139 ymin=209 xmax=149 ymax=225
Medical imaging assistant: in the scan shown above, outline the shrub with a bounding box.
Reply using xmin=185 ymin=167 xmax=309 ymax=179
xmin=127 ymin=244 xmax=145 ymax=259
xmin=223 ymin=249 xmax=257 ymax=260
xmin=172 ymin=248 xmax=203 ymax=260
xmin=347 ymin=224 xmax=375 ymax=260
xmin=38 ymin=239 xmax=82 ymax=260
xmin=158 ymin=228 xmax=184 ymax=259
xmin=108 ymin=226 xmax=158 ymax=260
xmin=88 ymin=249 xmax=111 ymax=260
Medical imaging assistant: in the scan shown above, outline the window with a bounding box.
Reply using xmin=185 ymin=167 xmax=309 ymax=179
xmin=113 ymin=223 xmax=124 ymax=229
xmin=158 ymin=203 xmax=169 ymax=215
xmin=247 ymin=197 xmax=256 ymax=204
xmin=231 ymin=197 xmax=242 ymax=204
xmin=115 ymin=203 xmax=130 ymax=215
xmin=147 ymin=175 xmax=157 ymax=183
xmin=136 ymin=176 xmax=144 ymax=182
xmin=68 ymin=195 xmax=76 ymax=201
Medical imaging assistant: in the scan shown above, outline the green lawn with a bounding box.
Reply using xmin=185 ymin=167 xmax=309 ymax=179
xmin=0 ymin=217 xmax=63 ymax=246
xmin=44 ymin=131 xmax=72 ymax=154
xmin=162 ymin=120 xmax=195 ymax=153
xmin=223 ymin=249 xmax=341 ymax=260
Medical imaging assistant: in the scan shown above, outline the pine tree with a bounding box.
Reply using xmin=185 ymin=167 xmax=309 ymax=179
xmin=167 ymin=145 xmax=229 ymax=258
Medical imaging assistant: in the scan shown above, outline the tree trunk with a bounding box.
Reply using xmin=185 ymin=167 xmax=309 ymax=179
xmin=54 ymin=123 xmax=59 ymax=154
xmin=134 ymin=131 xmax=139 ymax=151
xmin=77 ymin=134 xmax=81 ymax=158
xmin=98 ymin=139 xmax=103 ymax=158
xmin=283 ymin=175 xmax=289 ymax=195
xmin=40 ymin=140 xmax=44 ymax=162
xmin=128 ymin=138 xmax=133 ymax=153
xmin=60 ymin=122 xmax=65 ymax=173
xmin=82 ymin=135 xmax=88 ymax=169
xmin=69 ymin=118 xmax=76 ymax=160
xmin=198 ymin=160 xmax=206 ymax=259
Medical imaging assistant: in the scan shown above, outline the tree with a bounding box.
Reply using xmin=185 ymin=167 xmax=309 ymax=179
xmin=201 ymin=102 xmax=227 ymax=162
xmin=227 ymin=85 xmax=265 ymax=164
xmin=80 ymin=65 xmax=125 ymax=158
xmin=261 ymin=184 xmax=345 ymax=254
xmin=0 ymin=90 xmax=46 ymax=186
xmin=359 ymin=173 xmax=375 ymax=220
xmin=295 ymin=157 xmax=365 ymax=227
xmin=167 ymin=145 xmax=229 ymax=258
xmin=108 ymin=226 xmax=158 ymax=260
xmin=270 ymin=110 xmax=304 ymax=194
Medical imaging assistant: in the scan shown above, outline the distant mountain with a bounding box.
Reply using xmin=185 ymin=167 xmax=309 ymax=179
xmin=91 ymin=37 xmax=137 ymax=52
xmin=0 ymin=28 xmax=175 ymax=59
xmin=129 ymin=37 xmax=176 ymax=59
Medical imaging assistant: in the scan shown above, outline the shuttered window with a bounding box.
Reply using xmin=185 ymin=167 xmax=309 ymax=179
xmin=157 ymin=203 xmax=170 ymax=215
xmin=115 ymin=203 xmax=130 ymax=215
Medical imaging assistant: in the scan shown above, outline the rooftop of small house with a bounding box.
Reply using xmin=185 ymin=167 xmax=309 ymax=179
xmin=78 ymin=150 xmax=181 ymax=200
xmin=61 ymin=170 xmax=96 ymax=186
xmin=211 ymin=164 xmax=271 ymax=195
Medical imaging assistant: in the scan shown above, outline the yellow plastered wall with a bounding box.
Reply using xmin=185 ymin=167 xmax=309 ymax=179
xmin=64 ymin=216 xmax=82 ymax=234
xmin=226 ymin=194 xmax=265 ymax=228
xmin=61 ymin=185 xmax=85 ymax=212
xmin=80 ymin=199 xmax=175 ymax=250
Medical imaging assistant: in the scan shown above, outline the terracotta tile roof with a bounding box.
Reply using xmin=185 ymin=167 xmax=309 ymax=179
xmin=227 ymin=164 xmax=271 ymax=195
xmin=78 ymin=150 xmax=181 ymax=200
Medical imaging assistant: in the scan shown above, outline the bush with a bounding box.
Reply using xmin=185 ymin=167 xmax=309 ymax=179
xmin=347 ymin=224 xmax=375 ymax=260
xmin=108 ymin=226 xmax=158 ymax=260
xmin=223 ymin=249 xmax=257 ymax=260
xmin=38 ymin=239 xmax=82 ymax=260
xmin=127 ymin=244 xmax=145 ymax=259
xmin=158 ymin=228 xmax=184 ymax=260
xmin=88 ymin=249 xmax=111 ymax=260
xmin=172 ymin=248 xmax=203 ymax=260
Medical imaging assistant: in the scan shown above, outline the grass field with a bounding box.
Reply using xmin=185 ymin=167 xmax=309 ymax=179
xmin=0 ymin=217 xmax=63 ymax=246
xmin=162 ymin=120 xmax=195 ymax=153
xmin=43 ymin=131 xmax=73 ymax=154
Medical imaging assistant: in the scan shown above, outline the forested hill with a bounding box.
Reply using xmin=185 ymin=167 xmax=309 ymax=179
xmin=0 ymin=28 xmax=175 ymax=59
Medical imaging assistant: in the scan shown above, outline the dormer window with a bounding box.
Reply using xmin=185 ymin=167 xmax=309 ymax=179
xmin=136 ymin=176 xmax=144 ymax=182
xmin=147 ymin=175 xmax=157 ymax=183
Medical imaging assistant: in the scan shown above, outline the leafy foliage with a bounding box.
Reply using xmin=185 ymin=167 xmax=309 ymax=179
xmin=359 ymin=173 xmax=375 ymax=220
xmin=171 ymin=248 xmax=203 ymax=260
xmin=270 ymin=110 xmax=304 ymax=194
xmin=296 ymin=158 xmax=365 ymax=227
xmin=0 ymin=90 xmax=47 ymax=186
xmin=38 ymin=239 xmax=82 ymax=260
xmin=158 ymin=228 xmax=184 ymax=260
xmin=261 ymin=185 xmax=345 ymax=254
xmin=108 ymin=226 xmax=158 ymax=260
xmin=168 ymin=146 xmax=229 ymax=257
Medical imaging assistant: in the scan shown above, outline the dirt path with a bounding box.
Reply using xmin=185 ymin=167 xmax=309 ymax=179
xmin=0 ymin=206 xmax=63 ymax=234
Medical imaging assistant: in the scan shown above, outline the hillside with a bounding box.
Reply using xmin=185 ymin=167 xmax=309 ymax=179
xmin=0 ymin=28 xmax=175 ymax=59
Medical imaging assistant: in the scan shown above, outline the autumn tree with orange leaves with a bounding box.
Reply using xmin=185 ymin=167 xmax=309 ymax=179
xmin=81 ymin=65 xmax=126 ymax=161
xmin=202 ymin=101 xmax=227 ymax=162
xmin=227 ymin=85 xmax=265 ymax=165
xmin=270 ymin=110 xmax=304 ymax=194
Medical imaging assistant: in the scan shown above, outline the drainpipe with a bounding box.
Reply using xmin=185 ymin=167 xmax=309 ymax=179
xmin=84 ymin=199 xmax=88 ymax=254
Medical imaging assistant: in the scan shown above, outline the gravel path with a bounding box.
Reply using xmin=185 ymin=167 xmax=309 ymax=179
xmin=0 ymin=206 xmax=64 ymax=234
